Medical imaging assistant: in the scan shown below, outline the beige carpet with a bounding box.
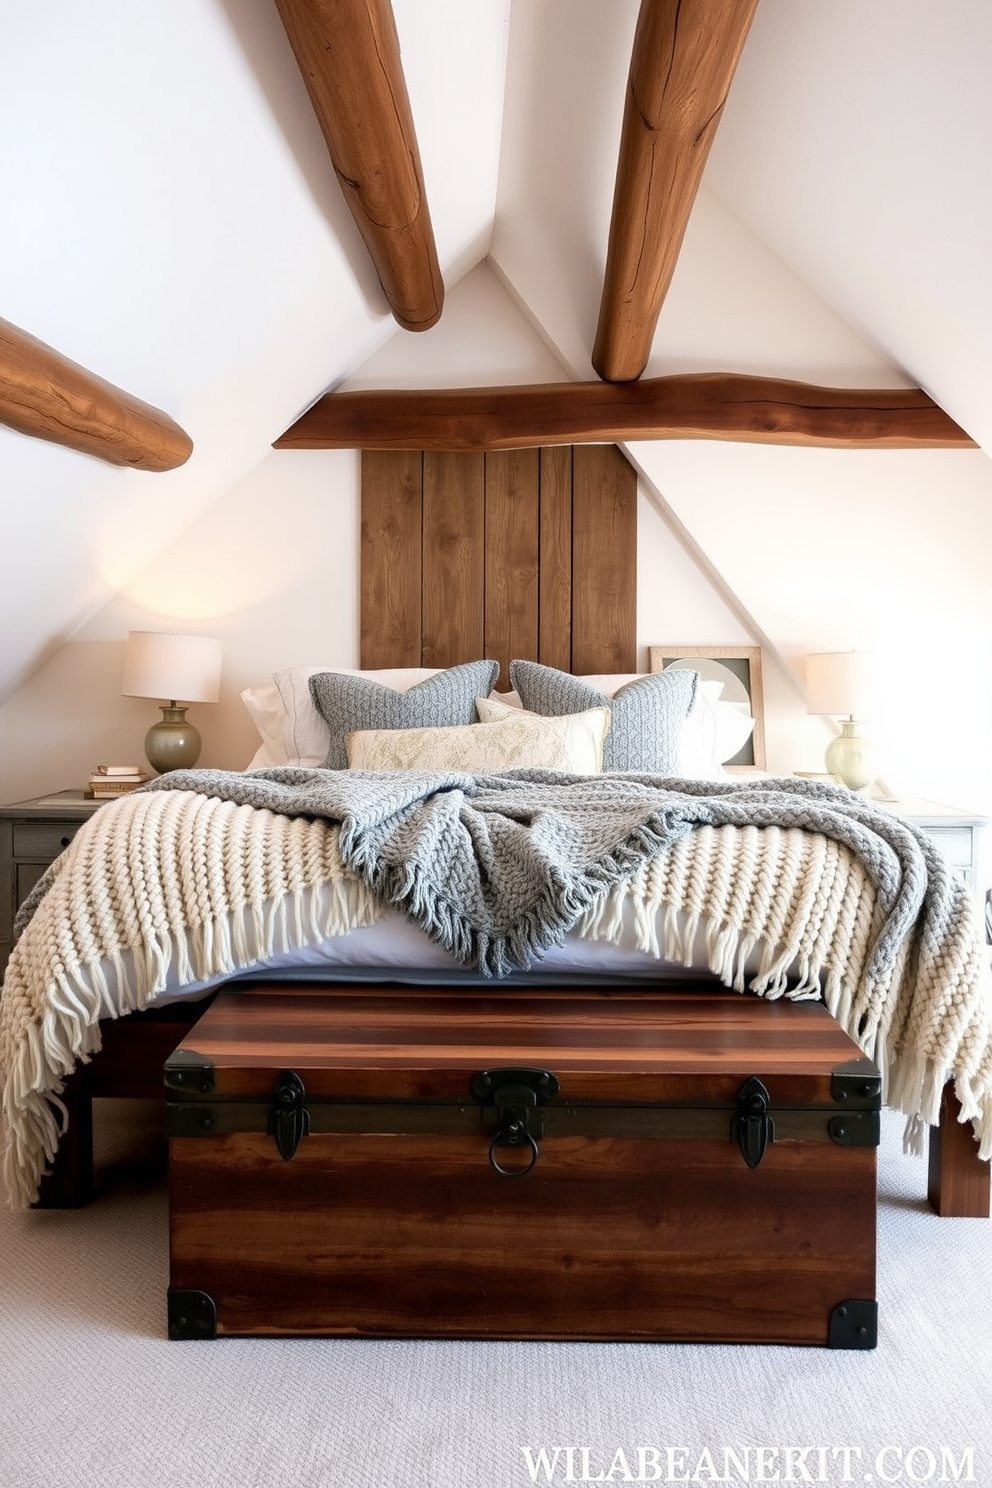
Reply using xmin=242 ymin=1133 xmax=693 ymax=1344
xmin=1 ymin=1102 xmax=990 ymax=1488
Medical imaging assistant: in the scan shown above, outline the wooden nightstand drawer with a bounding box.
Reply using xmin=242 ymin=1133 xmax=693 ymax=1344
xmin=924 ymin=827 xmax=974 ymax=871
xmin=873 ymin=797 xmax=986 ymax=912
xmin=16 ymin=862 xmax=49 ymax=906
xmin=12 ymin=822 xmax=83 ymax=859
xmin=1 ymin=793 xmax=104 ymax=977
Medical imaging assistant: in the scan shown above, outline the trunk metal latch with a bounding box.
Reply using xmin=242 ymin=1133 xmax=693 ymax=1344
xmin=471 ymin=1066 xmax=561 ymax=1178
xmin=269 ymin=1070 xmax=310 ymax=1161
xmin=733 ymin=1076 xmax=775 ymax=1168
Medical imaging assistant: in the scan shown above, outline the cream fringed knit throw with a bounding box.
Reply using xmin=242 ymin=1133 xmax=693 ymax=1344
xmin=2 ymin=767 xmax=991 ymax=1207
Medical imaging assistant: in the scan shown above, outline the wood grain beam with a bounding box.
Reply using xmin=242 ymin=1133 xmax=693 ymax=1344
xmin=593 ymin=0 xmax=760 ymax=383
xmin=0 ymin=317 xmax=193 ymax=471
xmin=273 ymin=0 xmax=443 ymax=332
xmin=274 ymin=374 xmax=975 ymax=452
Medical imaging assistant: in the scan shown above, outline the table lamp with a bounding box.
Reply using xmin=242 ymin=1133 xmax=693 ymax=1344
xmin=804 ymin=651 xmax=877 ymax=791
xmin=122 ymin=631 xmax=222 ymax=774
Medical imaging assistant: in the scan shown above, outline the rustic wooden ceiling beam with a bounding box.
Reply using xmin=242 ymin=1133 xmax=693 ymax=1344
xmin=273 ymin=0 xmax=443 ymax=332
xmin=0 ymin=317 xmax=193 ymax=471
xmin=274 ymin=374 xmax=975 ymax=452
xmin=593 ymin=0 xmax=760 ymax=383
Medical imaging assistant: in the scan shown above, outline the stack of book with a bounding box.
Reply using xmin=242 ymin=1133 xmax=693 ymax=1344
xmin=87 ymin=765 xmax=150 ymax=799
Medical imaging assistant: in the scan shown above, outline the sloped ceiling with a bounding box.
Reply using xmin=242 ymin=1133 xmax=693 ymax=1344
xmin=0 ymin=0 xmax=509 ymax=700
xmin=2 ymin=0 xmax=991 ymax=805
xmin=704 ymin=0 xmax=992 ymax=455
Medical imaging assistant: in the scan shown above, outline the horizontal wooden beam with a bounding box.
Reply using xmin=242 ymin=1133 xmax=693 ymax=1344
xmin=593 ymin=0 xmax=760 ymax=383
xmin=273 ymin=0 xmax=443 ymax=332
xmin=0 ymin=317 xmax=193 ymax=471
xmin=274 ymin=374 xmax=975 ymax=452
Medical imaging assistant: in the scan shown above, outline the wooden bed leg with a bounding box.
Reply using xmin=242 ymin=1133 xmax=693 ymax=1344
xmin=23 ymin=999 xmax=213 ymax=1210
xmin=33 ymin=1073 xmax=94 ymax=1209
xmin=927 ymin=1083 xmax=990 ymax=1218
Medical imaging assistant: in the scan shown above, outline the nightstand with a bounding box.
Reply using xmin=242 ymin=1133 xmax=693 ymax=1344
xmin=794 ymin=781 xmax=987 ymax=923
xmin=873 ymin=796 xmax=987 ymax=904
xmin=0 ymin=790 xmax=105 ymax=976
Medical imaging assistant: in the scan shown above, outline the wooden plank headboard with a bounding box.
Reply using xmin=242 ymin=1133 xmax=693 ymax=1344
xmin=360 ymin=444 xmax=637 ymax=687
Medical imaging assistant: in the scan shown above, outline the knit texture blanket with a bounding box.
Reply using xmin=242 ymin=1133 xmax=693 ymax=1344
xmin=3 ymin=767 xmax=991 ymax=1206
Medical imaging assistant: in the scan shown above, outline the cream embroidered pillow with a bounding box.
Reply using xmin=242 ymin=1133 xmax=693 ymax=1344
xmin=345 ymin=706 xmax=610 ymax=774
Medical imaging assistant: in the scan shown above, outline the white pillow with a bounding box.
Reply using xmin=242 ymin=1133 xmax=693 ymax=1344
xmin=475 ymin=696 xmax=529 ymax=722
xmin=241 ymin=685 xmax=289 ymax=768
xmin=347 ymin=706 xmax=610 ymax=774
xmin=246 ymin=742 xmax=277 ymax=770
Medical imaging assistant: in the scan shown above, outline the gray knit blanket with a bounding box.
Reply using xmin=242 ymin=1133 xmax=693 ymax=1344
xmin=134 ymin=766 xmax=948 ymax=984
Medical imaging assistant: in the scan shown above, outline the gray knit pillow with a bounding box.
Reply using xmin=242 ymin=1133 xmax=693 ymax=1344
xmin=509 ymin=661 xmax=697 ymax=774
xmin=309 ymin=660 xmax=500 ymax=769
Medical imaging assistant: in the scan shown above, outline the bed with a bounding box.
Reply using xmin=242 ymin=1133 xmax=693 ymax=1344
xmin=2 ymin=443 xmax=991 ymax=1217
xmin=3 ymin=657 xmax=991 ymax=1217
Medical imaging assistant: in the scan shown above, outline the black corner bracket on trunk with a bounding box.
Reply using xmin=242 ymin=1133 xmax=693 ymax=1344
xmin=167 ymin=1288 xmax=217 ymax=1341
xmin=828 ymin=1299 xmax=878 ymax=1350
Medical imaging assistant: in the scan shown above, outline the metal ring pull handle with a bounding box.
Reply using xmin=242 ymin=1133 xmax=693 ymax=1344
xmin=472 ymin=1068 xmax=558 ymax=1178
xmin=488 ymin=1124 xmax=539 ymax=1177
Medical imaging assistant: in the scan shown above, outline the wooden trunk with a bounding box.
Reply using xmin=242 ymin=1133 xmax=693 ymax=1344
xmin=166 ymin=984 xmax=879 ymax=1347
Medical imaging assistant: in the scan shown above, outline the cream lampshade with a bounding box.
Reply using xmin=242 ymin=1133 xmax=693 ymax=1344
xmin=123 ymin=631 xmax=222 ymax=774
xmin=804 ymin=651 xmax=877 ymax=791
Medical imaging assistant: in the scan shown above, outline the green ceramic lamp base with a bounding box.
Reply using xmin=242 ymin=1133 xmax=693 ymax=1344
xmin=824 ymin=718 xmax=877 ymax=792
xmin=145 ymin=704 xmax=202 ymax=775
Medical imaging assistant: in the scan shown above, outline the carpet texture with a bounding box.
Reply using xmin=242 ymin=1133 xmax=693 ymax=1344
xmin=0 ymin=1103 xmax=989 ymax=1488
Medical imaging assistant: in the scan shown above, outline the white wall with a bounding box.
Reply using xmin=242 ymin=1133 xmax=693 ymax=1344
xmin=0 ymin=449 xmax=361 ymax=795
xmin=0 ymin=452 xmax=781 ymax=799
xmin=635 ymin=438 xmax=992 ymax=817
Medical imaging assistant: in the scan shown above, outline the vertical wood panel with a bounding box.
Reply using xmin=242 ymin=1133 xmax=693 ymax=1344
xmin=538 ymin=446 xmax=573 ymax=671
xmin=362 ymin=443 xmax=637 ymax=676
xmin=422 ymin=451 xmax=486 ymax=667
xmin=571 ymin=445 xmax=637 ymax=673
xmin=360 ymin=450 xmax=423 ymax=667
xmin=484 ymin=449 xmax=540 ymax=689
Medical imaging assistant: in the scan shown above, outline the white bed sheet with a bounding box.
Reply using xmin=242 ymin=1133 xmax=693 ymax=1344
xmin=83 ymin=892 xmax=792 ymax=1015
